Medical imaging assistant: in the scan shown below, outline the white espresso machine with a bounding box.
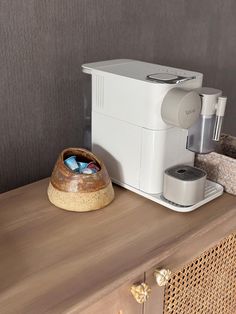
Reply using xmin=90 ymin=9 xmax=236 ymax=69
xmin=82 ymin=59 xmax=227 ymax=212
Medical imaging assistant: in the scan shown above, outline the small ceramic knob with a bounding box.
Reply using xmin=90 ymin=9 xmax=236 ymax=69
xmin=154 ymin=269 xmax=171 ymax=286
xmin=130 ymin=283 xmax=151 ymax=304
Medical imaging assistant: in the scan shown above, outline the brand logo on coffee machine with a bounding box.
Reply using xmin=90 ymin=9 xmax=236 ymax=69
xmin=185 ymin=109 xmax=196 ymax=115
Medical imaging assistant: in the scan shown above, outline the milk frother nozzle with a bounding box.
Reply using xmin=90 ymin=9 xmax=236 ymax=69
xmin=213 ymin=96 xmax=227 ymax=141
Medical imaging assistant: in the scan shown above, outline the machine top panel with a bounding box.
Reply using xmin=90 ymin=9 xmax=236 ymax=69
xmin=82 ymin=59 xmax=203 ymax=84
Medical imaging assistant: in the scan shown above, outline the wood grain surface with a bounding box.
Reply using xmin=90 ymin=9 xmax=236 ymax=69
xmin=0 ymin=179 xmax=235 ymax=313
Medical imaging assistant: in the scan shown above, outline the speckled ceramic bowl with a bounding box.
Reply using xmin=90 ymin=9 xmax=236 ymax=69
xmin=47 ymin=148 xmax=114 ymax=212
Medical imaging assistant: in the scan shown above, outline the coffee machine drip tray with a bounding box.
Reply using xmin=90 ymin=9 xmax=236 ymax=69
xmin=112 ymin=180 xmax=223 ymax=213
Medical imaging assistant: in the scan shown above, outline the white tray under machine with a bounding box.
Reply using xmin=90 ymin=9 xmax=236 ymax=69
xmin=82 ymin=59 xmax=223 ymax=212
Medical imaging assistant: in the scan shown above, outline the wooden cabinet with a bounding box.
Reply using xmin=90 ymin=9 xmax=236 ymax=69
xmin=82 ymin=233 xmax=236 ymax=314
xmin=0 ymin=179 xmax=235 ymax=314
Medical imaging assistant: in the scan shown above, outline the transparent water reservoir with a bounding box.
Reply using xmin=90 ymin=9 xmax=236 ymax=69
xmin=187 ymin=115 xmax=216 ymax=154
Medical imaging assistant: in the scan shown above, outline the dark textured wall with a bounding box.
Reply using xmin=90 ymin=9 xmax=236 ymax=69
xmin=0 ymin=0 xmax=235 ymax=193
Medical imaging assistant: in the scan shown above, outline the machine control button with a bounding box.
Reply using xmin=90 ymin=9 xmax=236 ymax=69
xmin=147 ymin=73 xmax=196 ymax=84
xmin=148 ymin=73 xmax=178 ymax=81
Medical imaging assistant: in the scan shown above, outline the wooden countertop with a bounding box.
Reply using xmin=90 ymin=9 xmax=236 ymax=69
xmin=0 ymin=179 xmax=235 ymax=313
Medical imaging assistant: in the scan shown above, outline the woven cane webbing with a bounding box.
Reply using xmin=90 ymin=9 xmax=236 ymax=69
xmin=163 ymin=233 xmax=236 ymax=314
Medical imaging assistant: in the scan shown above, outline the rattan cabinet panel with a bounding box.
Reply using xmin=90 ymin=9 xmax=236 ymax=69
xmin=163 ymin=233 xmax=236 ymax=314
xmin=145 ymin=233 xmax=236 ymax=314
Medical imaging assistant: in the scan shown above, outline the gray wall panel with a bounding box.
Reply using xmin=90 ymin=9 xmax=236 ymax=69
xmin=0 ymin=0 xmax=235 ymax=192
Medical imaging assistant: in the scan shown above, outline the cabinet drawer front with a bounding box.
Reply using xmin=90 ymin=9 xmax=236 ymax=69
xmin=80 ymin=276 xmax=144 ymax=314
